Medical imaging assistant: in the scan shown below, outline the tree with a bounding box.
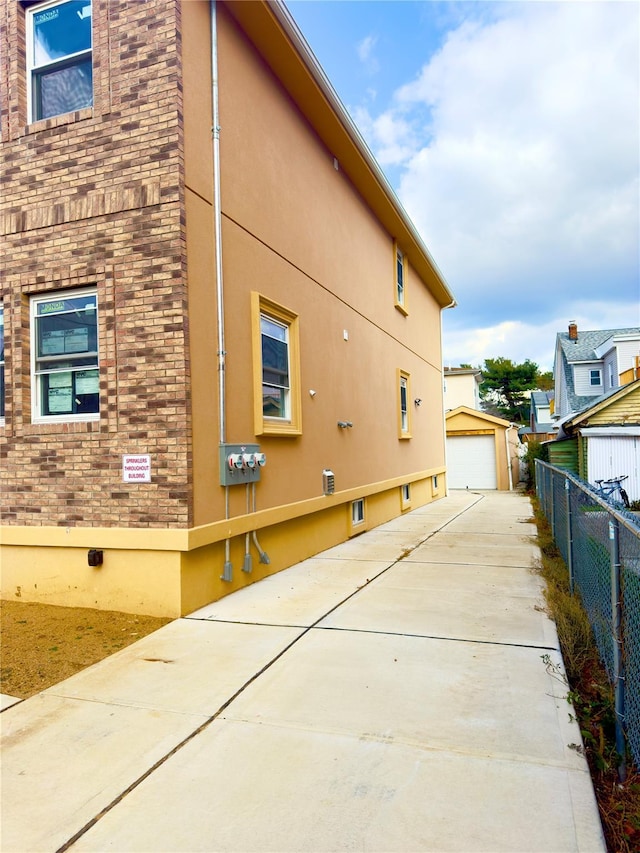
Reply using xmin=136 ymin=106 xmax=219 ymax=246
xmin=479 ymin=357 xmax=540 ymax=423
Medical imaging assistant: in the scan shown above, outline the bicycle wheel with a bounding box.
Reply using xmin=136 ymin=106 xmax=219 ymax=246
xmin=620 ymin=488 xmax=630 ymax=508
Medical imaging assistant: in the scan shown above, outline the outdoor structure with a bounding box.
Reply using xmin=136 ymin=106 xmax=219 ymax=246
xmin=552 ymin=322 xmax=640 ymax=421
xmin=0 ymin=0 xmax=454 ymax=616
xmin=443 ymin=366 xmax=482 ymax=411
xmin=547 ymin=379 xmax=640 ymax=501
xmin=445 ymin=407 xmax=519 ymax=491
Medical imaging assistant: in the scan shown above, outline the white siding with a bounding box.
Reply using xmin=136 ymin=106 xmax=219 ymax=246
xmin=573 ymin=363 xmax=604 ymax=396
xmin=587 ymin=435 xmax=639 ymax=502
xmin=616 ymin=339 xmax=640 ymax=373
xmin=603 ymin=351 xmax=618 ymax=393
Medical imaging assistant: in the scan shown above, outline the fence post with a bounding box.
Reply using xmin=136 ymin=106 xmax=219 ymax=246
xmin=609 ymin=517 xmax=627 ymax=781
xmin=565 ymin=477 xmax=574 ymax=595
xmin=550 ymin=468 xmax=555 ymax=539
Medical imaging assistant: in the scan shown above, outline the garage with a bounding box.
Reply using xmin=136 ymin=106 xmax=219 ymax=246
xmin=447 ymin=434 xmax=497 ymax=489
xmin=445 ymin=406 xmax=519 ymax=491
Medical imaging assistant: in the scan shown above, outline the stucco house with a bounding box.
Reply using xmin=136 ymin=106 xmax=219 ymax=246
xmin=552 ymin=322 xmax=640 ymax=421
xmin=443 ymin=367 xmax=482 ymax=411
xmin=0 ymin=0 xmax=454 ymax=616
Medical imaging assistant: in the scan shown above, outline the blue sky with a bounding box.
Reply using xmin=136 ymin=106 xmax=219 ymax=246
xmin=287 ymin=0 xmax=640 ymax=372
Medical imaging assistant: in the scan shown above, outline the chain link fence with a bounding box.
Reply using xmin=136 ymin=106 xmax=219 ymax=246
xmin=536 ymin=460 xmax=640 ymax=770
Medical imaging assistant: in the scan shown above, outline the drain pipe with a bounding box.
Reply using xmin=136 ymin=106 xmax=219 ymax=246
xmin=211 ymin=0 xmax=232 ymax=580
xmin=251 ymin=482 xmax=270 ymax=564
xmin=505 ymin=424 xmax=515 ymax=491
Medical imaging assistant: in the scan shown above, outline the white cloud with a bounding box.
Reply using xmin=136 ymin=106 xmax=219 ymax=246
xmin=356 ymin=34 xmax=379 ymax=74
xmin=356 ymin=1 xmax=639 ymax=360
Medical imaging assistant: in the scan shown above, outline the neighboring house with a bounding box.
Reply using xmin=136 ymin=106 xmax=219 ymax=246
xmin=547 ymin=379 xmax=640 ymax=502
xmin=443 ymin=367 xmax=482 ymax=411
xmin=0 ymin=0 xmax=455 ymax=616
xmin=445 ymin=407 xmax=520 ymax=491
xmin=520 ymin=390 xmax=556 ymax=443
xmin=553 ymin=322 xmax=640 ymax=420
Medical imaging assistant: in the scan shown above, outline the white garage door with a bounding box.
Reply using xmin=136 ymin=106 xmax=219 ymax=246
xmin=447 ymin=434 xmax=497 ymax=489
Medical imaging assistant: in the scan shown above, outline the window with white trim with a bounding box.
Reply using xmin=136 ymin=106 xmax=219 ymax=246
xmin=398 ymin=370 xmax=411 ymax=438
xmin=590 ymin=369 xmax=602 ymax=387
xmin=0 ymin=306 xmax=5 ymax=421
xmin=31 ymin=290 xmax=99 ymax=422
xmin=261 ymin=314 xmax=290 ymax=420
xmin=394 ymin=242 xmax=408 ymax=313
xmin=251 ymin=293 xmax=302 ymax=436
xmin=27 ymin=0 xmax=93 ymax=123
xmin=352 ymin=499 xmax=365 ymax=526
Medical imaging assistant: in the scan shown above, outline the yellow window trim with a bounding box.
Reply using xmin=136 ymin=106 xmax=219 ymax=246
xmin=393 ymin=240 xmax=409 ymax=316
xmin=251 ymin=291 xmax=302 ymax=437
xmin=397 ymin=368 xmax=412 ymax=439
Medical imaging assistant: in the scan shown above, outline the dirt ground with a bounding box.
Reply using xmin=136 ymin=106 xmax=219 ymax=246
xmin=0 ymin=600 xmax=171 ymax=699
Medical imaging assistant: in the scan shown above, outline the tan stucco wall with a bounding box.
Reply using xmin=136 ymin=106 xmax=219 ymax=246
xmin=183 ymin=1 xmax=447 ymax=525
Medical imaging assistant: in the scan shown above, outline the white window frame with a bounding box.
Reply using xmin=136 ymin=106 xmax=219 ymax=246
xmin=251 ymin=292 xmax=302 ymax=436
xmin=260 ymin=314 xmax=291 ymax=420
xmin=590 ymin=368 xmax=602 ymax=387
xmin=351 ymin=499 xmax=365 ymax=526
xmin=26 ymin=0 xmax=93 ymax=123
xmin=30 ymin=288 xmax=100 ymax=423
xmin=398 ymin=370 xmax=411 ymax=438
xmin=394 ymin=242 xmax=408 ymax=314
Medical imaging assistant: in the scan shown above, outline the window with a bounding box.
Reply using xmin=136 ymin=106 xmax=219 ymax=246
xmin=401 ymin=483 xmax=411 ymax=507
xmin=251 ymin=293 xmax=302 ymax=436
xmin=0 ymin=306 xmax=4 ymax=421
xmin=590 ymin=369 xmax=602 ymax=387
xmin=352 ymin=499 xmax=365 ymax=526
xmin=27 ymin=0 xmax=93 ymax=123
xmin=394 ymin=242 xmax=408 ymax=314
xmin=398 ymin=370 xmax=411 ymax=438
xmin=31 ymin=290 xmax=99 ymax=422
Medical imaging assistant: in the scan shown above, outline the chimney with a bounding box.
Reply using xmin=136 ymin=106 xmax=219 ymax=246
xmin=568 ymin=321 xmax=578 ymax=341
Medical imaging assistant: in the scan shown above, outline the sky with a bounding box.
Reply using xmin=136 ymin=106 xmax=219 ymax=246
xmin=286 ymin=0 xmax=640 ymax=372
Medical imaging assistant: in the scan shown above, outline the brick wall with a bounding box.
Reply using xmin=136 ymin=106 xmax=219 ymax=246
xmin=0 ymin=0 xmax=195 ymax=529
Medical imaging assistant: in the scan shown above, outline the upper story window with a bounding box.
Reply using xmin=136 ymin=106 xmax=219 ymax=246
xmin=394 ymin=242 xmax=408 ymax=314
xmin=251 ymin=293 xmax=302 ymax=436
xmin=27 ymin=0 xmax=93 ymax=123
xmin=590 ymin=368 xmax=602 ymax=387
xmin=0 ymin=306 xmax=5 ymax=422
xmin=31 ymin=289 xmax=99 ymax=422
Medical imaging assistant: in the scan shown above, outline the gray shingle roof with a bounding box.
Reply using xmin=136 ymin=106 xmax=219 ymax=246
xmin=557 ymin=328 xmax=640 ymax=363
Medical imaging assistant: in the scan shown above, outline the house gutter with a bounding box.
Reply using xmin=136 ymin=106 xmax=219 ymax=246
xmin=265 ymin=1 xmax=456 ymax=310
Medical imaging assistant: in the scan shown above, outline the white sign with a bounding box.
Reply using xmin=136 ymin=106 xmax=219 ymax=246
xmin=122 ymin=454 xmax=151 ymax=483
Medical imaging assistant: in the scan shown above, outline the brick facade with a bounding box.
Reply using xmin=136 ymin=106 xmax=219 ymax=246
xmin=1 ymin=0 xmax=193 ymax=529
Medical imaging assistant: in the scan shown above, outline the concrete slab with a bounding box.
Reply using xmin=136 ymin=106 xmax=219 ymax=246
xmin=319 ymin=561 xmax=557 ymax=647
xmin=223 ymin=629 xmax=579 ymax=768
xmin=189 ymin=557 xmax=393 ymax=627
xmin=0 ymin=692 xmax=207 ymax=853
xmin=317 ymin=528 xmax=433 ymax=561
xmin=42 ymin=619 xmax=304 ymax=715
xmin=0 ymin=693 xmax=21 ymax=710
xmin=71 ymin=717 xmax=603 ymax=853
xmin=406 ymin=531 xmax=539 ymax=567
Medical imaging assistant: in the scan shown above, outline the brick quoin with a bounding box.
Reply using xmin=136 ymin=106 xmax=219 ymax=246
xmin=1 ymin=0 xmax=194 ymax=530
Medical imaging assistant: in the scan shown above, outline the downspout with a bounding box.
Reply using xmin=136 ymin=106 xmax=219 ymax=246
xmin=211 ymin=0 xmax=232 ymax=579
xmin=505 ymin=424 xmax=515 ymax=491
xmin=211 ymin=0 xmax=226 ymax=445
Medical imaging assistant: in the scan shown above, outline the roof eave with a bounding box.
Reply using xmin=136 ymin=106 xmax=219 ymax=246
xmin=222 ymin=0 xmax=456 ymax=309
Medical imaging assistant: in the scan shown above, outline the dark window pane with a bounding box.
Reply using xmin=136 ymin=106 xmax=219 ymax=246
xmin=262 ymin=336 xmax=289 ymax=387
xmin=36 ymin=58 xmax=93 ymax=119
xmin=263 ymin=385 xmax=285 ymax=418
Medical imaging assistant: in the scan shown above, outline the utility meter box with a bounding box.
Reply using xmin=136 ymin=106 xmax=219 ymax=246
xmin=219 ymin=443 xmax=265 ymax=486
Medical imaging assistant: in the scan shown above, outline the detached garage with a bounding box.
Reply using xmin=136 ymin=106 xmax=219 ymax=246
xmin=445 ymin=407 xmax=519 ymax=491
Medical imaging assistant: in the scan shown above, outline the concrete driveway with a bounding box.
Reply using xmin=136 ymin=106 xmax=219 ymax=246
xmin=0 ymin=490 xmax=605 ymax=852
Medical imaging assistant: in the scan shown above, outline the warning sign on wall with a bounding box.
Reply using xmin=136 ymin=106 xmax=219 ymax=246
xmin=122 ymin=454 xmax=151 ymax=483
